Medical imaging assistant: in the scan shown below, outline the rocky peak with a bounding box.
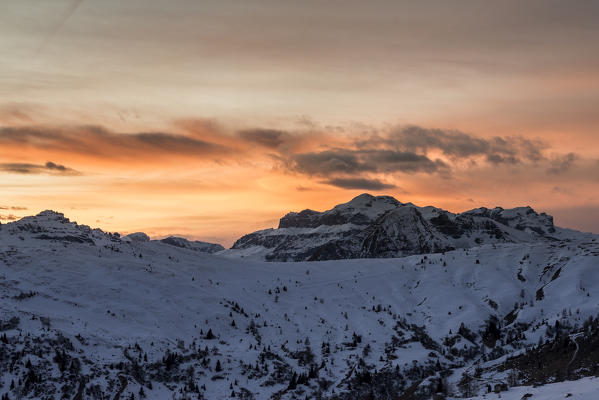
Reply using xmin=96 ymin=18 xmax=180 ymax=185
xmin=278 ymin=193 xmax=401 ymax=229
xmin=464 ymin=205 xmax=555 ymax=235
xmin=10 ymin=210 xmax=81 ymax=233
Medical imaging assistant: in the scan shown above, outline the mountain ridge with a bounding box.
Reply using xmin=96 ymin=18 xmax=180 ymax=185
xmin=1 ymin=210 xmax=224 ymax=254
xmin=0 ymin=201 xmax=598 ymax=399
xmin=228 ymin=193 xmax=581 ymax=261
xmin=2 ymin=194 xmax=587 ymax=262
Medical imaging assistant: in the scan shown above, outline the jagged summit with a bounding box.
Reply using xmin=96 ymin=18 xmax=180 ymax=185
xmin=344 ymin=193 xmax=401 ymax=207
xmin=3 ymin=209 xmax=118 ymax=246
xmin=36 ymin=209 xmax=69 ymax=218
xmin=278 ymin=193 xmax=400 ymax=230
xmin=11 ymin=209 xmax=87 ymax=233
xmin=229 ymin=194 xmax=579 ymax=261
xmin=19 ymin=210 xmax=72 ymax=226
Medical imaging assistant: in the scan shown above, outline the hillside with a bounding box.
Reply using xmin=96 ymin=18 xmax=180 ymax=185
xmin=0 ymin=209 xmax=598 ymax=399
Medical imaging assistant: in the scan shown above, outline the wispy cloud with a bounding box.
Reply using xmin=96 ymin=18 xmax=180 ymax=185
xmin=0 ymin=206 xmax=28 ymax=210
xmin=375 ymin=126 xmax=547 ymax=164
xmin=0 ymin=161 xmax=79 ymax=175
xmin=0 ymin=125 xmax=232 ymax=162
xmin=322 ymin=177 xmax=396 ymax=190
xmin=0 ymin=121 xmax=586 ymax=189
xmin=547 ymin=153 xmax=578 ymax=175
xmin=35 ymin=0 xmax=85 ymax=55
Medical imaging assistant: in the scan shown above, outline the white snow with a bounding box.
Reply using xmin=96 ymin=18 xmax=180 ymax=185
xmin=0 ymin=210 xmax=598 ymax=399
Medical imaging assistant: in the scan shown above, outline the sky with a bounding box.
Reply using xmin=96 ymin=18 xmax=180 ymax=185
xmin=1 ymin=0 xmax=598 ymax=246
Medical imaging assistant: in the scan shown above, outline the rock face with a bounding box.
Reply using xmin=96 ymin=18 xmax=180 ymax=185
xmin=230 ymin=194 xmax=569 ymax=261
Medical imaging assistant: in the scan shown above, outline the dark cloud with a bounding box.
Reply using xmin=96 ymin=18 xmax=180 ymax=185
xmin=0 ymin=161 xmax=79 ymax=175
xmin=0 ymin=214 xmax=18 ymax=221
xmin=361 ymin=150 xmax=447 ymax=173
xmin=385 ymin=126 xmax=547 ymax=164
xmin=486 ymin=153 xmax=518 ymax=165
xmin=0 ymin=122 xmax=582 ymax=192
xmin=238 ymin=129 xmax=292 ymax=149
xmin=0 ymin=125 xmax=231 ymax=160
xmin=290 ymin=149 xmax=446 ymax=176
xmin=0 ymin=206 xmax=28 ymax=210
xmin=387 ymin=126 xmax=490 ymax=158
xmin=275 ymin=124 xmax=583 ymax=189
xmin=322 ymin=177 xmax=396 ymax=190
xmin=547 ymin=153 xmax=578 ymax=175
xmin=45 ymin=161 xmax=68 ymax=171
xmin=291 ymin=150 xmax=368 ymax=175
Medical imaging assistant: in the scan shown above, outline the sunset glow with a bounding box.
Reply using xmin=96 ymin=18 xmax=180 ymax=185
xmin=2 ymin=0 xmax=598 ymax=245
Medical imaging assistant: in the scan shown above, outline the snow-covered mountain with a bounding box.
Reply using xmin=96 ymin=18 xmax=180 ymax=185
xmin=0 ymin=207 xmax=598 ymax=400
xmin=1 ymin=210 xmax=224 ymax=255
xmin=228 ymin=193 xmax=580 ymax=261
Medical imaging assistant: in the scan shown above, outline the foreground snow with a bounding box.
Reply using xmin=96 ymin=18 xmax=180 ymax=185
xmin=451 ymin=376 xmax=599 ymax=400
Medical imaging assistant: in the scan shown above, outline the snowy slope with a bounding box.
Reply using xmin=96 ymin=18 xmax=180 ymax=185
xmin=450 ymin=377 xmax=599 ymax=400
xmin=0 ymin=210 xmax=598 ymax=399
xmin=227 ymin=194 xmax=583 ymax=261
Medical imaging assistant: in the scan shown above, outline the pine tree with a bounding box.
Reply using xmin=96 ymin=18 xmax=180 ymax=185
xmin=287 ymin=372 xmax=298 ymax=390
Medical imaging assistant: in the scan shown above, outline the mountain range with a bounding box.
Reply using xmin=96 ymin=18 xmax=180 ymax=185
xmin=229 ymin=193 xmax=580 ymax=261
xmin=0 ymin=196 xmax=597 ymax=400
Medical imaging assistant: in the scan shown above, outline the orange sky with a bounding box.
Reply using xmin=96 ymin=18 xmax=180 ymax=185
xmin=1 ymin=0 xmax=598 ymax=245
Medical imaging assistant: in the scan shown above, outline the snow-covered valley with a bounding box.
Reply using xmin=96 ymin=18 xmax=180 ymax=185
xmin=0 ymin=207 xmax=598 ymax=399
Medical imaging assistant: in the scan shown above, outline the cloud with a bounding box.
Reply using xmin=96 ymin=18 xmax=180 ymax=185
xmin=0 ymin=214 xmax=18 ymax=221
xmin=0 ymin=206 xmax=28 ymax=210
xmin=0 ymin=104 xmax=35 ymax=123
xmin=0 ymin=125 xmax=232 ymax=161
xmin=0 ymin=121 xmax=583 ymax=194
xmin=547 ymin=153 xmax=578 ymax=175
xmin=384 ymin=126 xmax=547 ymax=164
xmin=237 ymin=129 xmax=292 ymax=149
xmin=290 ymin=149 xmax=446 ymax=176
xmin=322 ymin=177 xmax=396 ymax=190
xmin=551 ymin=186 xmax=574 ymax=195
xmin=0 ymin=161 xmax=79 ymax=175
xmin=291 ymin=150 xmax=367 ymax=175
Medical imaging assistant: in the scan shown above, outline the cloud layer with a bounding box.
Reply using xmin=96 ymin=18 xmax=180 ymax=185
xmin=0 ymin=122 xmax=585 ymax=191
